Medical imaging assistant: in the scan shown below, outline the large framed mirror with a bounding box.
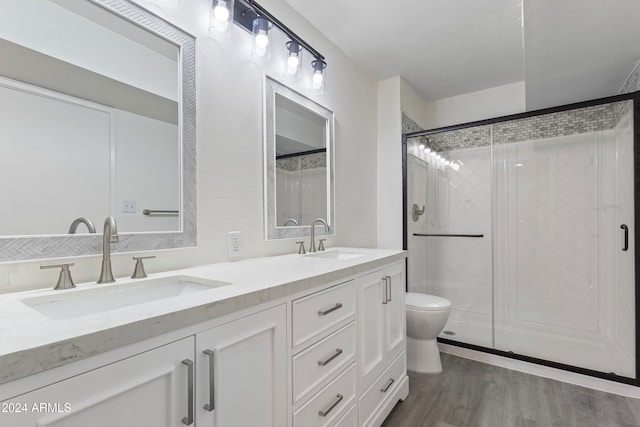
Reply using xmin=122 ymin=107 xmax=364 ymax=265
xmin=264 ymin=77 xmax=335 ymax=240
xmin=0 ymin=0 xmax=196 ymax=261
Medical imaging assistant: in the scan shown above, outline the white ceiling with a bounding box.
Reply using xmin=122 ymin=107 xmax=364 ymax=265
xmin=283 ymin=0 xmax=640 ymax=111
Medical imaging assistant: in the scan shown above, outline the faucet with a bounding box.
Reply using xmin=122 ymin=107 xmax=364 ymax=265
xmin=309 ymin=218 xmax=329 ymax=253
xmin=68 ymin=217 xmax=97 ymax=234
xmin=98 ymin=216 xmax=119 ymax=284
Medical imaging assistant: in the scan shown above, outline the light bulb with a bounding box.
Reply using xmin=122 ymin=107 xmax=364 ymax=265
xmin=287 ymin=55 xmax=299 ymax=69
xmin=418 ymin=142 xmax=426 ymax=150
xmin=312 ymin=72 xmax=323 ymax=89
xmin=213 ymin=1 xmax=229 ymax=21
xmin=255 ymin=31 xmax=269 ymax=48
xmin=424 ymin=147 xmax=431 ymax=154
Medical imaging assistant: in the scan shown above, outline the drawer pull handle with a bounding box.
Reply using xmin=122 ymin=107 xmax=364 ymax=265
xmin=318 ymin=303 xmax=343 ymax=316
xmin=318 ymin=393 xmax=343 ymax=417
xmin=203 ymin=349 xmax=215 ymax=412
xmin=318 ymin=348 xmax=343 ymax=366
xmin=181 ymin=359 xmax=194 ymax=425
xmin=380 ymin=377 xmax=395 ymax=393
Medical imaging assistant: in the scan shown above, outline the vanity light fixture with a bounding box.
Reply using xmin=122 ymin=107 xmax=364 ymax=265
xmin=284 ymin=41 xmax=302 ymax=81
xmin=209 ymin=0 xmax=234 ymax=38
xmin=251 ymin=17 xmax=272 ymax=61
xmin=232 ymin=0 xmax=327 ymax=93
xmin=310 ymin=59 xmax=327 ymax=94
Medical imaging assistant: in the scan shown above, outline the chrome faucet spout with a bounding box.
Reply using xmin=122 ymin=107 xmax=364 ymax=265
xmin=68 ymin=217 xmax=97 ymax=234
xmin=98 ymin=216 xmax=118 ymax=284
xmin=309 ymin=218 xmax=329 ymax=253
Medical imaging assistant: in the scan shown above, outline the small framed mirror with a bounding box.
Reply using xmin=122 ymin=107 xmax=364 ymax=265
xmin=264 ymin=77 xmax=335 ymax=240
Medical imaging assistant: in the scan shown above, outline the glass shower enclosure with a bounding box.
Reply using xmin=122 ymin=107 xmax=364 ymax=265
xmin=403 ymin=95 xmax=639 ymax=383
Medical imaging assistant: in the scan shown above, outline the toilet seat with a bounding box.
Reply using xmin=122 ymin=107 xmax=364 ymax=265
xmin=406 ymin=292 xmax=451 ymax=311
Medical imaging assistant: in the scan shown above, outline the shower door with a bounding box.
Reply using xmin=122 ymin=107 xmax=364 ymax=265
xmin=404 ymin=97 xmax=637 ymax=380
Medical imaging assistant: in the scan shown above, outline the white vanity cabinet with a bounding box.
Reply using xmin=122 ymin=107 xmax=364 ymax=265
xmin=290 ymin=280 xmax=357 ymax=426
xmin=195 ymin=304 xmax=286 ymax=427
xmin=1 ymin=251 xmax=408 ymax=427
xmin=356 ymin=261 xmax=407 ymax=426
xmin=0 ymin=337 xmax=195 ymax=427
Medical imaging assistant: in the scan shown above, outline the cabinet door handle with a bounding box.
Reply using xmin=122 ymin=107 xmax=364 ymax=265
xmin=181 ymin=359 xmax=194 ymax=425
xmin=318 ymin=348 xmax=343 ymax=366
xmin=318 ymin=393 xmax=343 ymax=417
xmin=382 ymin=277 xmax=388 ymax=304
xmin=380 ymin=377 xmax=395 ymax=393
xmin=318 ymin=303 xmax=343 ymax=316
xmin=621 ymin=224 xmax=629 ymax=251
xmin=203 ymin=349 xmax=215 ymax=412
xmin=386 ymin=275 xmax=392 ymax=302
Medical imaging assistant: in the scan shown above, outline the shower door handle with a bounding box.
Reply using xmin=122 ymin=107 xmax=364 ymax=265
xmin=621 ymin=224 xmax=629 ymax=251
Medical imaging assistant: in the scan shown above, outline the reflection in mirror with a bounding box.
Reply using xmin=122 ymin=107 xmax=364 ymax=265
xmin=275 ymin=94 xmax=327 ymax=226
xmin=265 ymin=77 xmax=334 ymax=240
xmin=0 ymin=0 xmax=196 ymax=261
xmin=0 ymin=0 xmax=179 ymax=236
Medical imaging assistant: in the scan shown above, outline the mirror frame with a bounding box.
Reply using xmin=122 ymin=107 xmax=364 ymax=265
xmin=0 ymin=0 xmax=196 ymax=262
xmin=264 ymin=76 xmax=335 ymax=240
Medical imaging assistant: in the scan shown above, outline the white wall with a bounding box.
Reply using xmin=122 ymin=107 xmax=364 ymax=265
xmin=0 ymin=0 xmax=379 ymax=293
xmin=423 ymin=81 xmax=526 ymax=129
xmin=399 ymin=78 xmax=430 ymax=129
xmin=376 ymin=77 xmax=402 ymax=249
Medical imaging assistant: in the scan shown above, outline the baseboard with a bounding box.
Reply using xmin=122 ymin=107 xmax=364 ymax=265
xmin=439 ymin=343 xmax=640 ymax=398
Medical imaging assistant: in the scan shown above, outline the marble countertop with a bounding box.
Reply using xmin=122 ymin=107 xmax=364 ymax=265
xmin=0 ymin=247 xmax=405 ymax=385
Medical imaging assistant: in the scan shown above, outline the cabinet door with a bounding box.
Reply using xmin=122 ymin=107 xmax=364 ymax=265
xmin=1 ymin=337 xmax=194 ymax=427
xmin=356 ymin=269 xmax=386 ymax=386
xmin=384 ymin=262 xmax=406 ymax=357
xmin=195 ymin=304 xmax=286 ymax=427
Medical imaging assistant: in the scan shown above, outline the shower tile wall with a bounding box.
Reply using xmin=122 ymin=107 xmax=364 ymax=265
xmin=407 ymin=99 xmax=635 ymax=376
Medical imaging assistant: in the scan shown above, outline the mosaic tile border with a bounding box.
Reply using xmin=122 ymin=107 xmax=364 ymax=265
xmin=402 ymin=112 xmax=423 ymax=133
xmin=619 ymin=60 xmax=640 ymax=95
xmin=407 ymin=100 xmax=632 ymax=153
xmin=276 ymin=152 xmax=326 ymax=171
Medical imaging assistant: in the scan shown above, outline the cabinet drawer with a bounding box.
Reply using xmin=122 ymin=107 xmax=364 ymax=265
xmin=293 ymin=363 xmax=356 ymax=427
xmin=359 ymin=352 xmax=405 ymax=427
xmin=335 ymin=404 xmax=357 ymax=427
xmin=292 ymin=280 xmax=355 ymax=348
xmin=293 ymin=322 xmax=356 ymax=404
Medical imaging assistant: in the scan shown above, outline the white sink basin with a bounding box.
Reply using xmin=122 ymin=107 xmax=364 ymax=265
xmin=21 ymin=275 xmax=231 ymax=320
xmin=304 ymin=250 xmax=365 ymax=261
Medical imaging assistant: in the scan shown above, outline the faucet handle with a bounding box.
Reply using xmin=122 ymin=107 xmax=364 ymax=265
xmin=131 ymin=256 xmax=155 ymax=279
xmin=40 ymin=263 xmax=75 ymax=290
xmin=318 ymin=239 xmax=326 ymax=251
xmin=296 ymin=241 xmax=306 ymax=255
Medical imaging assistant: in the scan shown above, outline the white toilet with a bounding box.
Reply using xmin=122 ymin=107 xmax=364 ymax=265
xmin=405 ymin=292 xmax=451 ymax=374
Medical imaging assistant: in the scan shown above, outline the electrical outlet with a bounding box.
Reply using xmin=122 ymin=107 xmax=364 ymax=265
xmin=122 ymin=200 xmax=137 ymax=213
xmin=228 ymin=231 xmax=242 ymax=258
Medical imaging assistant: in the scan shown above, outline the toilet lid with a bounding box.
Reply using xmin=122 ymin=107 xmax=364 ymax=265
xmin=405 ymin=292 xmax=451 ymax=311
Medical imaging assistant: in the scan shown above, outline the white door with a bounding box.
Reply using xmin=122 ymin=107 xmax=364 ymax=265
xmin=1 ymin=337 xmax=194 ymax=427
xmin=357 ymin=269 xmax=386 ymax=388
xmin=195 ymin=304 xmax=287 ymax=427
xmin=384 ymin=262 xmax=406 ymax=357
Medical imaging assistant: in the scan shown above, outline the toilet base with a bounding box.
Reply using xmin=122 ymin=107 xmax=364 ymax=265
xmin=406 ymin=337 xmax=443 ymax=374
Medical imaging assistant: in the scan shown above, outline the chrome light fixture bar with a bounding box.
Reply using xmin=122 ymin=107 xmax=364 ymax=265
xmin=233 ymin=0 xmax=325 ymax=62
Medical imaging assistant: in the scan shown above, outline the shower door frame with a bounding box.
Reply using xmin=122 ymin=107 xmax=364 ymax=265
xmin=402 ymin=91 xmax=640 ymax=386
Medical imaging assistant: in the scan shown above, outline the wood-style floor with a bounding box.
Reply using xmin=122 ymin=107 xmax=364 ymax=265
xmin=382 ymin=353 xmax=640 ymax=427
